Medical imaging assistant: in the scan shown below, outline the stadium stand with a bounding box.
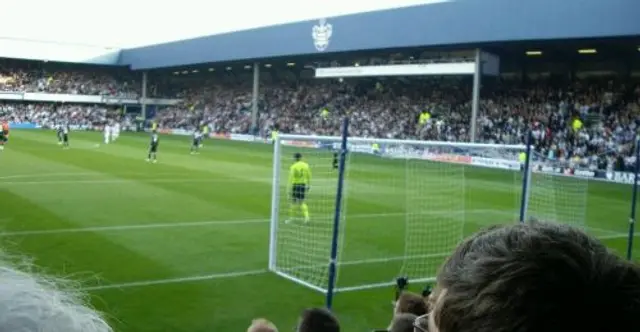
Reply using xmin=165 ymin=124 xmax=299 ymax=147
xmin=0 ymin=59 xmax=140 ymax=98
xmin=5 ymin=64 xmax=636 ymax=171
xmin=0 ymin=0 xmax=639 ymax=331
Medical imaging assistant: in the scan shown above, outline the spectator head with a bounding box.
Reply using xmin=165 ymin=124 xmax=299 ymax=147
xmin=388 ymin=313 xmax=417 ymax=332
xmin=394 ymin=291 xmax=428 ymax=316
xmin=0 ymin=254 xmax=112 ymax=332
xmin=247 ymin=318 xmax=278 ymax=332
xmin=296 ymin=308 xmax=339 ymax=332
xmin=429 ymin=222 xmax=640 ymax=332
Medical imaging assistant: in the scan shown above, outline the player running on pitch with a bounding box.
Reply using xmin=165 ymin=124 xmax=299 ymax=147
xmin=190 ymin=129 xmax=203 ymax=155
xmin=146 ymin=131 xmax=159 ymax=163
xmin=286 ymin=152 xmax=312 ymax=224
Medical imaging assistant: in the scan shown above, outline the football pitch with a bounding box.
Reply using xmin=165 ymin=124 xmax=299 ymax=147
xmin=0 ymin=130 xmax=637 ymax=332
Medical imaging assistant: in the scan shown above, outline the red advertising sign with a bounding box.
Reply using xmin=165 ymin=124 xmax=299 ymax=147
xmin=423 ymin=153 xmax=472 ymax=164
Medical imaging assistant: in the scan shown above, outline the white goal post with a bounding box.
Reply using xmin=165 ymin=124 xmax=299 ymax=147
xmin=268 ymin=131 xmax=538 ymax=304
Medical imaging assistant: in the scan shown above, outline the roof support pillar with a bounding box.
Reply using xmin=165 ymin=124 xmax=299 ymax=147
xmin=141 ymin=71 xmax=148 ymax=119
xmin=251 ymin=62 xmax=260 ymax=135
xmin=470 ymin=48 xmax=481 ymax=143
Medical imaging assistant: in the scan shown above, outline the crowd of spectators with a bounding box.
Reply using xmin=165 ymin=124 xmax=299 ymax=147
xmin=0 ymin=59 xmax=639 ymax=171
xmin=152 ymin=76 xmax=640 ymax=171
xmin=0 ymin=60 xmax=140 ymax=98
xmin=0 ymin=102 xmax=131 ymax=129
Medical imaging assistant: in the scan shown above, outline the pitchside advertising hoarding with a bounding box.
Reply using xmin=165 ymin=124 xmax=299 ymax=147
xmin=155 ymin=130 xmax=639 ymax=185
xmin=605 ymin=171 xmax=636 ymax=185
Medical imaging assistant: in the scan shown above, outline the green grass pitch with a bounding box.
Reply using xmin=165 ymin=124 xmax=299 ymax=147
xmin=0 ymin=130 xmax=637 ymax=332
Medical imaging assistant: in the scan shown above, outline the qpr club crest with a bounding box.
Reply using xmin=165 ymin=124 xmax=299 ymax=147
xmin=312 ymin=18 xmax=332 ymax=52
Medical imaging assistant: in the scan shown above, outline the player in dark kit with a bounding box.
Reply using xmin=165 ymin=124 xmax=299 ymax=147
xmin=0 ymin=120 xmax=9 ymax=151
xmin=56 ymin=124 xmax=64 ymax=145
xmin=332 ymin=152 xmax=339 ymax=170
xmin=147 ymin=131 xmax=159 ymax=163
xmin=61 ymin=124 xmax=70 ymax=149
xmin=190 ymin=130 xmax=203 ymax=155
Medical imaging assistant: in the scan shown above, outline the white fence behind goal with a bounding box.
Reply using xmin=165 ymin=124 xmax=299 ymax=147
xmin=269 ymin=134 xmax=527 ymax=294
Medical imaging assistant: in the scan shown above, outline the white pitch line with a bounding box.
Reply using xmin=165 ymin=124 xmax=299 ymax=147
xmin=82 ymin=269 xmax=267 ymax=291
xmin=0 ymin=172 xmax=97 ymax=180
xmin=0 ymin=209 xmax=509 ymax=237
xmin=0 ymin=171 xmax=193 ymax=181
xmin=283 ymin=252 xmax=452 ymax=272
xmin=0 ymin=178 xmax=249 ymax=186
xmin=597 ymin=233 xmax=640 ymax=240
xmin=84 ymin=253 xmax=454 ymax=292
xmin=0 ymin=211 xmax=419 ymax=237
xmin=0 ymin=218 xmax=270 ymax=237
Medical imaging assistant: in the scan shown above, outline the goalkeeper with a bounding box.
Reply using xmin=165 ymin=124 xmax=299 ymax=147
xmin=286 ymin=152 xmax=311 ymax=224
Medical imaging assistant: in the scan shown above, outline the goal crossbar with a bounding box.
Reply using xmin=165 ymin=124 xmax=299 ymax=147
xmin=277 ymin=134 xmax=526 ymax=151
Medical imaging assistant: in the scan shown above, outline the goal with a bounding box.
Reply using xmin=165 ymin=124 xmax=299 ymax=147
xmin=525 ymin=150 xmax=588 ymax=228
xmin=268 ymin=129 xmax=528 ymax=305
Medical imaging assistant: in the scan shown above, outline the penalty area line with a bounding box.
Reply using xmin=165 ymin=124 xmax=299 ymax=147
xmin=82 ymin=269 xmax=268 ymax=291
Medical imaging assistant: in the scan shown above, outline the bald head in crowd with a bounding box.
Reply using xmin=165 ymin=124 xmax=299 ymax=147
xmin=427 ymin=222 xmax=640 ymax=332
xmin=247 ymin=318 xmax=278 ymax=332
xmin=0 ymin=255 xmax=112 ymax=332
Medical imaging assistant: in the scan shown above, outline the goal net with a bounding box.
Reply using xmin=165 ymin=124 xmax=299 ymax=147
xmin=526 ymin=151 xmax=588 ymax=228
xmin=269 ymin=134 xmax=526 ymax=294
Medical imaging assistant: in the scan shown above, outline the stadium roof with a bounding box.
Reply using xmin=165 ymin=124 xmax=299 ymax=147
xmin=1 ymin=0 xmax=637 ymax=68
xmin=119 ymin=0 xmax=640 ymax=70
xmin=0 ymin=0 xmax=433 ymax=64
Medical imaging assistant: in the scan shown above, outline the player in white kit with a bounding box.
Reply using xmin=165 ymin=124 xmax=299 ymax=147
xmin=104 ymin=123 xmax=112 ymax=144
xmin=112 ymin=122 xmax=121 ymax=141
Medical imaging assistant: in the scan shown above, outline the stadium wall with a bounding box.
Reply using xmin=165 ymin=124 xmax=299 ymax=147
xmin=120 ymin=0 xmax=640 ymax=69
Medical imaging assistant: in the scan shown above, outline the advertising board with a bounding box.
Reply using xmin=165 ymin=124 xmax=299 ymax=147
xmin=472 ymin=157 xmax=520 ymax=170
xmin=605 ymin=171 xmax=636 ymax=184
xmin=281 ymin=140 xmax=318 ymax=148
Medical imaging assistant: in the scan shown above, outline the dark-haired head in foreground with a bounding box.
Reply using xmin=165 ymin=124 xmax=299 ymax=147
xmin=297 ymin=308 xmax=339 ymax=332
xmin=394 ymin=291 xmax=428 ymax=317
xmin=428 ymin=222 xmax=640 ymax=332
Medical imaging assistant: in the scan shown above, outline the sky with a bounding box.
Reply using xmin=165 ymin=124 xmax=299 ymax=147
xmin=0 ymin=0 xmax=446 ymax=49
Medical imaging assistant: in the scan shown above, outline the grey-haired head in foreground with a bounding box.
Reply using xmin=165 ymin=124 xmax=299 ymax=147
xmin=0 ymin=254 xmax=112 ymax=332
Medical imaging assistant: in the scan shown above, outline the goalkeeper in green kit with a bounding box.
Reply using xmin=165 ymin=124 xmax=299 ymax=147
xmin=286 ymin=153 xmax=311 ymax=224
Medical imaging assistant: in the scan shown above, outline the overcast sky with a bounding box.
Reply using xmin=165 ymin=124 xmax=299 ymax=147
xmin=0 ymin=0 xmax=445 ymax=48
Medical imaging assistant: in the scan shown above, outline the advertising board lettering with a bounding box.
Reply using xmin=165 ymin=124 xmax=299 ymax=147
xmin=606 ymin=171 xmax=636 ymax=184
